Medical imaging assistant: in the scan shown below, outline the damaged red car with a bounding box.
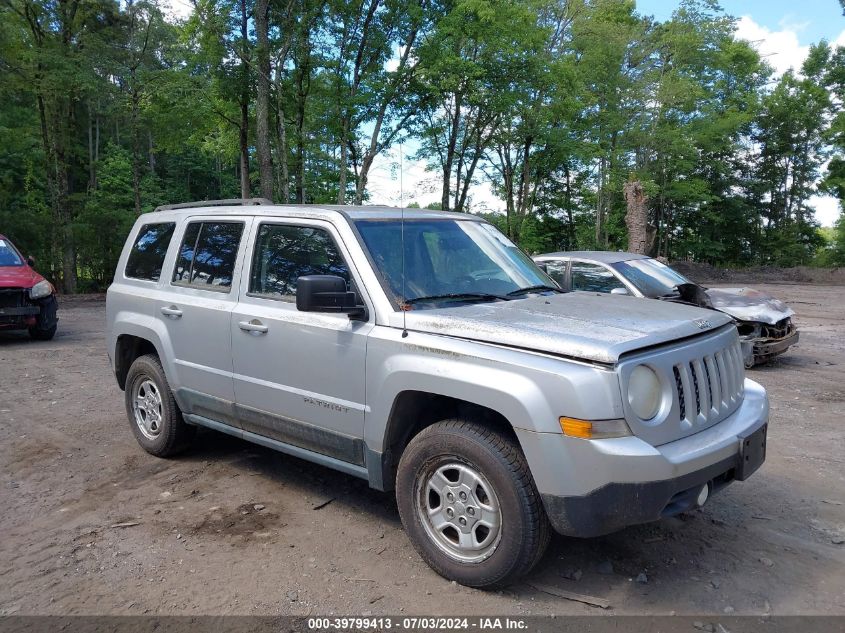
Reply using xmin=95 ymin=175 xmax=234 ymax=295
xmin=0 ymin=234 xmax=58 ymax=340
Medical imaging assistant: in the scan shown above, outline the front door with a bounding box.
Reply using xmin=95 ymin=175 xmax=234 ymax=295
xmin=231 ymin=219 xmax=373 ymax=465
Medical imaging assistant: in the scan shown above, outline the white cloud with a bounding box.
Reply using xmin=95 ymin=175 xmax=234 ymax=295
xmin=734 ymin=15 xmax=810 ymax=77
xmin=809 ymin=194 xmax=841 ymax=227
xmin=162 ymin=0 xmax=193 ymax=21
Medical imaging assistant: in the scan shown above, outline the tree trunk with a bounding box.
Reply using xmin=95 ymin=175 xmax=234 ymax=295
xmin=131 ymin=82 xmax=142 ymax=215
xmin=624 ymin=179 xmax=650 ymax=255
xmin=337 ymin=119 xmax=348 ymax=204
xmin=239 ymin=0 xmax=250 ymax=199
xmin=87 ymin=104 xmax=96 ymax=189
xmin=148 ymin=130 xmax=156 ymax=173
xmin=255 ymin=0 xmax=273 ymax=201
xmin=441 ymin=94 xmax=462 ymax=211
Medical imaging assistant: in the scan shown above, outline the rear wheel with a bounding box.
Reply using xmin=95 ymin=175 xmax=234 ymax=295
xmin=396 ymin=420 xmax=550 ymax=588
xmin=124 ymin=354 xmax=194 ymax=456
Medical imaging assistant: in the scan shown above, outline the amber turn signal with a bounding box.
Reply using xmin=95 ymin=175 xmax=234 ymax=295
xmin=559 ymin=416 xmax=632 ymax=439
xmin=559 ymin=417 xmax=593 ymax=438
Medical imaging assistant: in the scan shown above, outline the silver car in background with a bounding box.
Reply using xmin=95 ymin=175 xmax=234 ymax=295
xmin=534 ymin=251 xmax=799 ymax=368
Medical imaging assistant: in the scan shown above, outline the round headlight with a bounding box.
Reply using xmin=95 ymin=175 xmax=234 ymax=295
xmin=628 ymin=365 xmax=662 ymax=420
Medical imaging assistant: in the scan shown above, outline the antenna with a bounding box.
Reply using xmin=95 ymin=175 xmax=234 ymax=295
xmin=400 ymin=141 xmax=408 ymax=338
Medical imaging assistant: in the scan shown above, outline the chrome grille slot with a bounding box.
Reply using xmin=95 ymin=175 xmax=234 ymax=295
xmin=673 ymin=340 xmax=744 ymax=426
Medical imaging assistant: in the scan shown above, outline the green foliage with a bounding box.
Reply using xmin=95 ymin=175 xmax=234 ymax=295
xmin=74 ymin=146 xmax=138 ymax=287
xmin=1 ymin=0 xmax=844 ymax=294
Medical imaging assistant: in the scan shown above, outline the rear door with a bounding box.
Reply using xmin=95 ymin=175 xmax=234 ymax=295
xmin=231 ymin=218 xmax=373 ymax=465
xmin=569 ymin=261 xmax=630 ymax=294
xmin=156 ymin=217 xmax=249 ymax=425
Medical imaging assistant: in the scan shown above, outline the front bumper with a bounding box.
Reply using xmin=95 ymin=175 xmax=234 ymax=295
xmin=0 ymin=305 xmax=40 ymax=329
xmin=747 ymin=329 xmax=799 ymax=363
xmin=517 ymin=379 xmax=769 ymax=537
xmin=0 ymin=294 xmax=57 ymax=331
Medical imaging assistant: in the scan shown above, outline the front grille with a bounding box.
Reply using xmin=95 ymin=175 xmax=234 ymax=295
xmin=672 ymin=340 xmax=744 ymax=426
xmin=0 ymin=288 xmax=26 ymax=309
xmin=760 ymin=317 xmax=794 ymax=340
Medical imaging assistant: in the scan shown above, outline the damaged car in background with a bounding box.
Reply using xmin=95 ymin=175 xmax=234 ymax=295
xmin=0 ymin=234 xmax=58 ymax=340
xmin=533 ymin=251 xmax=798 ymax=368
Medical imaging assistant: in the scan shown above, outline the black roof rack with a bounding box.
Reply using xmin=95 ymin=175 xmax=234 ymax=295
xmin=153 ymin=198 xmax=273 ymax=212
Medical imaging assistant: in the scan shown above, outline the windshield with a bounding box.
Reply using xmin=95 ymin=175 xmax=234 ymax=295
xmin=612 ymin=258 xmax=691 ymax=298
xmin=354 ymin=219 xmax=555 ymax=307
xmin=0 ymin=238 xmax=23 ymax=266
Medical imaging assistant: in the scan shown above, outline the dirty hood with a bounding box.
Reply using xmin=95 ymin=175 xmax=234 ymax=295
xmin=705 ymin=287 xmax=794 ymax=325
xmin=400 ymin=293 xmax=732 ymax=364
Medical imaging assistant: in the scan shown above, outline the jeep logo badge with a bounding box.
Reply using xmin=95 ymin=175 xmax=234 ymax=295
xmin=694 ymin=318 xmax=711 ymax=330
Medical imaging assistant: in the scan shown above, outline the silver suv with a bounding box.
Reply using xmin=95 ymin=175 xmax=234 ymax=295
xmin=106 ymin=200 xmax=769 ymax=587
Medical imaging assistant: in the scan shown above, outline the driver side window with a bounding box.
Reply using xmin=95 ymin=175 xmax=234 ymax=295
xmin=570 ymin=263 xmax=626 ymax=293
xmin=248 ymin=224 xmax=351 ymax=301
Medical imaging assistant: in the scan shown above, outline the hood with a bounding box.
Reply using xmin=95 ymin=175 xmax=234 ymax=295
xmin=0 ymin=264 xmax=43 ymax=289
xmin=401 ymin=292 xmax=732 ymax=365
xmin=704 ymin=287 xmax=794 ymax=325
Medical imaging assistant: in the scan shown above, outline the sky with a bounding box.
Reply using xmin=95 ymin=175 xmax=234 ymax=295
xmin=164 ymin=0 xmax=845 ymax=226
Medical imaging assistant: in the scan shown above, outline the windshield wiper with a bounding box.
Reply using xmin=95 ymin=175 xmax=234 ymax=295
xmin=402 ymin=292 xmax=509 ymax=306
xmin=507 ymin=284 xmax=564 ymax=297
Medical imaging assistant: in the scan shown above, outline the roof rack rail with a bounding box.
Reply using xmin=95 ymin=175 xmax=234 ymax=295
xmin=153 ymin=198 xmax=273 ymax=212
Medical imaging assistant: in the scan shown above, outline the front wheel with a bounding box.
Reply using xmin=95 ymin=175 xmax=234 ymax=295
xmin=396 ymin=420 xmax=550 ymax=588
xmin=124 ymin=354 xmax=194 ymax=457
xmin=29 ymin=295 xmax=58 ymax=340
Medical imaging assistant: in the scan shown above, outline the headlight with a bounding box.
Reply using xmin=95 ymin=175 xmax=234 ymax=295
xmin=29 ymin=279 xmax=53 ymax=300
xmin=627 ymin=365 xmax=662 ymax=420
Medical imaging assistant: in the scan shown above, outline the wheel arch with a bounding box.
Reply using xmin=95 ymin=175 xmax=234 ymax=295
xmin=369 ymin=390 xmax=527 ymax=492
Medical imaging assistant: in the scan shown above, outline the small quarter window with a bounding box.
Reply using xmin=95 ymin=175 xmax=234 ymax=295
xmin=173 ymin=221 xmax=244 ymax=290
xmin=544 ymin=261 xmax=567 ymax=287
xmin=125 ymin=222 xmax=176 ymax=281
xmin=249 ymin=224 xmax=350 ymax=300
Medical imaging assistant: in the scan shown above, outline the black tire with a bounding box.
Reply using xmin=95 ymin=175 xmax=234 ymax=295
xmin=396 ymin=419 xmax=551 ymax=588
xmin=29 ymin=295 xmax=58 ymax=340
xmin=124 ymin=354 xmax=195 ymax=457
xmin=28 ymin=323 xmax=57 ymax=340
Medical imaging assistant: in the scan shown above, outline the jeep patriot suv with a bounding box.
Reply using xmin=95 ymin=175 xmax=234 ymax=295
xmin=106 ymin=200 xmax=769 ymax=587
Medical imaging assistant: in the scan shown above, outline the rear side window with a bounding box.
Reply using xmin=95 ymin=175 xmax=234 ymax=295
xmin=173 ymin=221 xmax=244 ymax=290
xmin=570 ymin=262 xmax=626 ymax=293
xmin=125 ymin=223 xmax=176 ymax=281
xmin=248 ymin=224 xmax=350 ymax=300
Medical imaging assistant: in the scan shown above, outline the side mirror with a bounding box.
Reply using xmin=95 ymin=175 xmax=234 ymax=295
xmin=296 ymin=275 xmax=367 ymax=320
xmin=535 ymin=262 xmax=548 ymax=273
xmin=26 ymin=256 xmax=36 ymax=267
xmin=610 ymin=287 xmax=630 ymax=296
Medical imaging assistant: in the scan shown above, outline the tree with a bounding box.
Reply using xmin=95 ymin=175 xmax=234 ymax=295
xmin=416 ymin=0 xmax=544 ymax=212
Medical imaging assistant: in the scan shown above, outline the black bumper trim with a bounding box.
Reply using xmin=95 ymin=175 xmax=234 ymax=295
xmin=541 ymin=454 xmax=741 ymax=538
xmin=0 ymin=306 xmax=40 ymax=316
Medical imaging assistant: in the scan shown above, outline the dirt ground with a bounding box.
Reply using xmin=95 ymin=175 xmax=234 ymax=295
xmin=0 ymin=284 xmax=843 ymax=616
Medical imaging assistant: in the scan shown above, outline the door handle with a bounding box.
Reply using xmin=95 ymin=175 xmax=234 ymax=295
xmin=238 ymin=319 xmax=269 ymax=334
xmin=160 ymin=306 xmax=183 ymax=318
